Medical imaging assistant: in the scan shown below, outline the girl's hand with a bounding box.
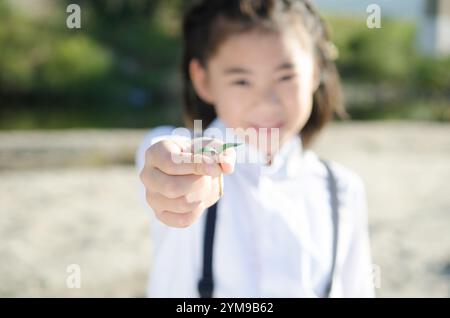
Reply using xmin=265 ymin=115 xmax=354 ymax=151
xmin=139 ymin=138 xmax=237 ymax=228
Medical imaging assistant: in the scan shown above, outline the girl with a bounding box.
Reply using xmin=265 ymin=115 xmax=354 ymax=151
xmin=137 ymin=0 xmax=374 ymax=297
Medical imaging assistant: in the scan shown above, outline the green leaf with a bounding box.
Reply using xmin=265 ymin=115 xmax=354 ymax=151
xmin=197 ymin=146 xmax=216 ymax=154
xmin=195 ymin=143 xmax=242 ymax=154
xmin=221 ymin=143 xmax=243 ymax=152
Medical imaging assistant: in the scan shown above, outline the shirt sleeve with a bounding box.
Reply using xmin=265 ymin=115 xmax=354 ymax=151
xmin=339 ymin=175 xmax=376 ymax=297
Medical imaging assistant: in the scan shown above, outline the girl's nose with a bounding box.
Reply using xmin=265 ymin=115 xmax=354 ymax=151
xmin=263 ymin=89 xmax=281 ymax=106
xmin=251 ymin=89 xmax=281 ymax=110
xmin=270 ymin=92 xmax=281 ymax=104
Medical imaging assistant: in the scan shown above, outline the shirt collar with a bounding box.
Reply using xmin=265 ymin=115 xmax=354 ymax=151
xmin=204 ymin=117 xmax=305 ymax=179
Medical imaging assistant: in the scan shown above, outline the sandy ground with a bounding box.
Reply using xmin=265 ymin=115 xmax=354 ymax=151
xmin=0 ymin=121 xmax=449 ymax=297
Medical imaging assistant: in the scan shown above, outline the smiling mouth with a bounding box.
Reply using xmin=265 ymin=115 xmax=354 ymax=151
xmin=249 ymin=122 xmax=285 ymax=131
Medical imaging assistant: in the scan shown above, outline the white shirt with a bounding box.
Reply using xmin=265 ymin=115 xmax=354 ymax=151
xmin=136 ymin=118 xmax=375 ymax=298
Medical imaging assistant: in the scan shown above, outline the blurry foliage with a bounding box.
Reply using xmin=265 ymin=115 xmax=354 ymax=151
xmin=328 ymin=16 xmax=450 ymax=98
xmin=41 ymin=35 xmax=112 ymax=91
xmin=0 ymin=1 xmax=449 ymax=128
xmin=0 ymin=4 xmax=47 ymax=92
xmin=414 ymin=56 xmax=450 ymax=95
xmin=0 ymin=0 xmax=194 ymax=129
xmin=327 ymin=16 xmax=449 ymax=120
xmin=0 ymin=2 xmax=114 ymax=96
xmin=329 ymin=17 xmax=417 ymax=83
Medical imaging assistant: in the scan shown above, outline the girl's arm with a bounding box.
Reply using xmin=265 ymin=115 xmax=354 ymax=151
xmin=135 ymin=126 xmax=183 ymax=237
xmin=136 ymin=126 xmax=202 ymax=297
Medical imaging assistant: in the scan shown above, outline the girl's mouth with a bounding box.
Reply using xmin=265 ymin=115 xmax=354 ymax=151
xmin=249 ymin=122 xmax=285 ymax=132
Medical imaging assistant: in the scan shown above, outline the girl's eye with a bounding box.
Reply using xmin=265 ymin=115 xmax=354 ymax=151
xmin=231 ymin=79 xmax=251 ymax=87
xmin=278 ymin=74 xmax=297 ymax=82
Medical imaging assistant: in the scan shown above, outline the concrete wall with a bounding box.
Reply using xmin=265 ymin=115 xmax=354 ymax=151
xmin=418 ymin=0 xmax=450 ymax=56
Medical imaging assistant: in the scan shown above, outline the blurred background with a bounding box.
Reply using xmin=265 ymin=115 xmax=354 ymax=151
xmin=0 ymin=0 xmax=449 ymax=297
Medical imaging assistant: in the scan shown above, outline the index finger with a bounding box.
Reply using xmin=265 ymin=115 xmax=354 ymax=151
xmin=162 ymin=152 xmax=223 ymax=177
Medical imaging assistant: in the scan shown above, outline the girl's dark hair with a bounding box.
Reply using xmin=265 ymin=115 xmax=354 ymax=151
xmin=182 ymin=0 xmax=346 ymax=148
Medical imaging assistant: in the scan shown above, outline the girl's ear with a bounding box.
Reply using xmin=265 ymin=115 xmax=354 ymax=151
xmin=312 ymin=61 xmax=321 ymax=93
xmin=189 ymin=59 xmax=214 ymax=104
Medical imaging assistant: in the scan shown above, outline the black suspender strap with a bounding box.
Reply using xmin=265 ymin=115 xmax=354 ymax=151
xmin=197 ymin=201 xmax=218 ymax=298
xmin=320 ymin=159 xmax=340 ymax=298
xmin=197 ymin=159 xmax=339 ymax=298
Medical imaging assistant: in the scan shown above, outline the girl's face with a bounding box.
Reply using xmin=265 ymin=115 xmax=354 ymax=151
xmin=190 ymin=28 xmax=318 ymax=157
